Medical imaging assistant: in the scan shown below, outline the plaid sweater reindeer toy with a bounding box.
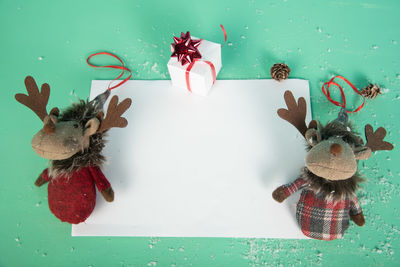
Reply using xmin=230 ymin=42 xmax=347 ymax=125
xmin=272 ymin=91 xmax=393 ymax=240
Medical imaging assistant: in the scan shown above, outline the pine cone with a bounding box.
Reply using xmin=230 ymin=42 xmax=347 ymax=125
xmin=270 ymin=63 xmax=290 ymax=81
xmin=360 ymin=84 xmax=381 ymax=99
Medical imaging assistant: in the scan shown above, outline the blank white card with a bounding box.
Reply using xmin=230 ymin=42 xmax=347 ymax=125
xmin=72 ymin=79 xmax=312 ymax=238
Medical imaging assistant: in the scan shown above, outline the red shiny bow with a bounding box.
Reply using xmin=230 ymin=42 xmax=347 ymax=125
xmin=171 ymin=31 xmax=202 ymax=66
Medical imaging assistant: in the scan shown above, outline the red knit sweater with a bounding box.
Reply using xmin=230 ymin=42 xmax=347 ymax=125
xmin=41 ymin=166 xmax=111 ymax=224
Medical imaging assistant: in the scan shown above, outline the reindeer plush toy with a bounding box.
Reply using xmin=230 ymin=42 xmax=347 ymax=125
xmin=15 ymin=76 xmax=132 ymax=224
xmin=272 ymin=91 xmax=393 ymax=240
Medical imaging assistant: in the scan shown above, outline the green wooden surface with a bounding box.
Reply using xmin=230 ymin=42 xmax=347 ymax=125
xmin=0 ymin=0 xmax=399 ymax=266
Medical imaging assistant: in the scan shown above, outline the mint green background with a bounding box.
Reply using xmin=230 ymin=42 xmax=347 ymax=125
xmin=0 ymin=0 xmax=399 ymax=266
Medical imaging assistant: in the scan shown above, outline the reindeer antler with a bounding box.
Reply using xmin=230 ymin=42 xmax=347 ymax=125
xmin=365 ymin=124 xmax=394 ymax=152
xmin=15 ymin=76 xmax=50 ymax=121
xmin=97 ymin=95 xmax=132 ymax=132
xmin=277 ymin=90 xmax=316 ymax=137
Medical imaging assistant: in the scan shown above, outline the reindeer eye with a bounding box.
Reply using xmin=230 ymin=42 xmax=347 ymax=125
xmin=73 ymin=124 xmax=79 ymax=128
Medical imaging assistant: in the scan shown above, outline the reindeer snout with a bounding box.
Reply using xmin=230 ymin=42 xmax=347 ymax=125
xmin=330 ymin=143 xmax=342 ymax=156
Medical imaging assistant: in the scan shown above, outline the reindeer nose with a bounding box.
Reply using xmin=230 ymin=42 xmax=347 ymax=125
xmin=330 ymin=143 xmax=342 ymax=156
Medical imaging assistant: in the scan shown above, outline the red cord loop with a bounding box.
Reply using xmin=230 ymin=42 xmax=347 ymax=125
xmin=87 ymin=52 xmax=132 ymax=90
xmin=322 ymin=75 xmax=365 ymax=113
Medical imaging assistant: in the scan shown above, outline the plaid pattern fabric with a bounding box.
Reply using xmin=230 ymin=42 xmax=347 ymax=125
xmin=282 ymin=178 xmax=362 ymax=241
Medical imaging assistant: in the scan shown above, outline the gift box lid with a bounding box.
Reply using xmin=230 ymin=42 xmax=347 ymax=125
xmin=167 ymin=38 xmax=222 ymax=77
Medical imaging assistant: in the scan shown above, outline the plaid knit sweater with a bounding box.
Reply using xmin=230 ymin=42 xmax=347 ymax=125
xmin=283 ymin=178 xmax=362 ymax=241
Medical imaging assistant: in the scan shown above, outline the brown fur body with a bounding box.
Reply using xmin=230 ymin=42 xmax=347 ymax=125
xmin=301 ymin=167 xmax=364 ymax=200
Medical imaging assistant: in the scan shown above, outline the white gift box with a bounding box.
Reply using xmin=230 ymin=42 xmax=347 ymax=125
xmin=167 ymin=38 xmax=222 ymax=96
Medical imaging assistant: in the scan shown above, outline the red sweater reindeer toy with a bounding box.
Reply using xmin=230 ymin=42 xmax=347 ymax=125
xmin=15 ymin=76 xmax=132 ymax=224
xmin=272 ymin=91 xmax=393 ymax=240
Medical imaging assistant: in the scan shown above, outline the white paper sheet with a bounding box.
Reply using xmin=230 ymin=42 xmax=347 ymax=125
xmin=72 ymin=79 xmax=312 ymax=238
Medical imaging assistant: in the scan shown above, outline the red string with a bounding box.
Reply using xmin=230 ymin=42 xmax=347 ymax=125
xmin=87 ymin=52 xmax=132 ymax=90
xmin=185 ymin=59 xmax=216 ymax=92
xmin=220 ymin=24 xmax=227 ymax=47
xmin=322 ymin=75 xmax=365 ymax=113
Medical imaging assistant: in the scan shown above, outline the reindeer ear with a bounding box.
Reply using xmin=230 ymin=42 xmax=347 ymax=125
xmin=354 ymin=146 xmax=372 ymax=160
xmin=305 ymin=128 xmax=321 ymax=147
xmin=48 ymin=108 xmax=59 ymax=124
xmin=84 ymin=118 xmax=100 ymax=137
xmin=48 ymin=114 xmax=58 ymax=124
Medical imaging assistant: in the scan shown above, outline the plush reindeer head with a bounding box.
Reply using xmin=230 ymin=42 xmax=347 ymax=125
xmin=15 ymin=76 xmax=132 ymax=161
xmin=278 ymin=90 xmax=393 ymax=182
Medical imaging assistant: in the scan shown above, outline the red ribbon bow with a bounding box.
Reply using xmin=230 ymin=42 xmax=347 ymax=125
xmin=171 ymin=31 xmax=202 ymax=66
